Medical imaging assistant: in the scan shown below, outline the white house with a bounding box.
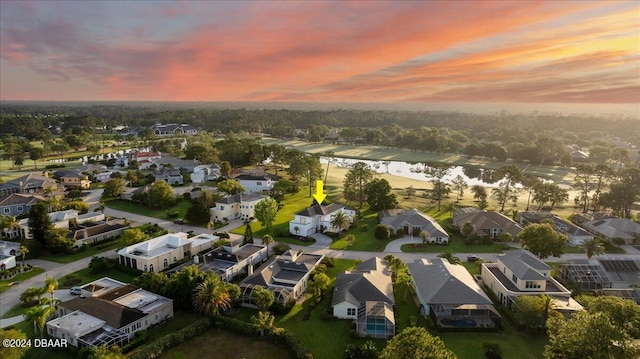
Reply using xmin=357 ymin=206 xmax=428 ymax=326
xmin=379 ymin=208 xmax=449 ymax=244
xmin=0 ymin=240 xmax=21 ymax=256
xmin=289 ymin=203 xmax=356 ymax=237
xmin=47 ymin=277 xmax=173 ymax=348
xmin=481 ymin=249 xmax=583 ymax=315
xmin=191 ymin=165 xmax=221 ymax=184
xmin=131 ymin=151 xmax=162 ymax=163
xmin=582 ymin=218 xmax=640 ymax=245
xmin=95 ymin=171 xmax=114 ymax=183
xmin=149 ymin=123 xmax=197 ymax=136
xmin=332 ymin=257 xmax=395 ymax=338
xmin=210 ymin=193 xmax=266 ymax=222
xmin=0 ymin=254 xmax=16 ymax=270
xmin=118 ymin=232 xmax=217 ymax=272
xmin=16 ymin=209 xmax=79 ymax=239
xmin=235 ymin=174 xmax=277 ymax=194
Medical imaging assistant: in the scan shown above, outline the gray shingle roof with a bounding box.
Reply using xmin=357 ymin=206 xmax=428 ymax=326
xmin=499 ymin=249 xmax=549 ymax=281
xmin=332 ymin=257 xmax=394 ymax=307
xmin=379 ymin=208 xmax=448 ymax=237
xmin=408 ymin=258 xmax=492 ymax=305
xmin=295 ymin=203 xmax=350 ymax=217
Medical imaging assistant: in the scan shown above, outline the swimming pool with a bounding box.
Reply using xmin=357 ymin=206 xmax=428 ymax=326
xmin=440 ymin=318 xmax=477 ymax=328
xmin=365 ymin=318 xmax=388 ymax=335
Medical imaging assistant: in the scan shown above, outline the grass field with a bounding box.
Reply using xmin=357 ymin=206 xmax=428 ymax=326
xmin=161 ymin=330 xmax=295 ymax=359
xmin=105 ymin=198 xmax=191 ymax=222
xmin=0 ymin=267 xmax=45 ymax=294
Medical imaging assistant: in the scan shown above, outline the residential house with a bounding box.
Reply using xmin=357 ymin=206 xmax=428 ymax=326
xmin=149 ymin=123 xmax=197 ymax=136
xmin=191 ymin=164 xmax=221 ymax=184
xmin=114 ymin=157 xmax=129 ymax=169
xmin=0 ymin=173 xmax=59 ymax=197
xmin=196 ymin=239 xmax=268 ymax=282
xmin=0 ymin=193 xmax=45 ymax=221
xmin=559 ymin=258 xmax=640 ymax=292
xmin=332 ymin=257 xmax=395 ymax=338
xmin=153 ymin=168 xmax=184 ymax=185
xmin=16 ymin=209 xmax=80 ymax=239
xmin=153 ymin=155 xmax=199 ymax=172
xmin=481 ymin=249 xmax=583 ymax=315
xmin=582 ymin=218 xmax=640 ymax=245
xmin=408 ymin=258 xmax=501 ymax=329
xmin=517 ymin=212 xmax=594 ymax=246
xmin=240 ymin=250 xmax=323 ymax=306
xmin=210 ymin=193 xmax=266 ymax=222
xmin=236 ymin=174 xmax=278 ymax=194
xmin=131 ymin=151 xmax=162 ymax=163
xmin=379 ymin=208 xmax=449 ymax=244
xmin=453 ymin=208 xmax=523 ymax=239
xmin=69 ymin=218 xmax=130 ymax=247
xmin=47 ymin=277 xmax=173 ymax=348
xmin=118 ymin=232 xmax=217 ymax=272
xmin=95 ymin=171 xmax=114 ymax=183
xmin=61 ymin=172 xmax=92 ymax=189
xmin=289 ymin=203 xmax=356 ymax=237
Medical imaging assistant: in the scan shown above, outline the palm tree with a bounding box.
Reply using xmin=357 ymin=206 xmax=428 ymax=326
xmin=539 ymin=294 xmax=560 ymax=331
xmin=20 ymin=286 xmax=45 ymax=307
xmin=323 ymin=150 xmax=334 ymax=183
xmin=45 ymin=277 xmax=58 ymax=305
xmin=19 ymin=244 xmax=29 ymax=268
xmin=98 ymin=202 xmax=105 ymax=214
xmin=330 ymin=211 xmax=350 ymax=233
xmin=192 ymin=277 xmax=232 ymax=319
xmin=25 ymin=305 xmax=55 ymax=337
xmin=438 ymin=250 xmax=461 ymax=265
xmin=582 ymin=238 xmax=605 ymax=259
xmin=261 ymin=234 xmax=274 ymax=256
xmin=384 ymin=255 xmax=404 ymax=281
xmin=396 ymin=269 xmax=413 ymax=303
xmin=251 ymin=310 xmax=275 ymax=337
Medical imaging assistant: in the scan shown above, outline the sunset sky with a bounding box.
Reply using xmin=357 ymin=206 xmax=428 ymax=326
xmin=1 ymin=1 xmax=639 ymax=105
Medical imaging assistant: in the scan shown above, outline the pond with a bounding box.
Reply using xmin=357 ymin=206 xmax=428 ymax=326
xmin=320 ymin=157 xmax=515 ymax=188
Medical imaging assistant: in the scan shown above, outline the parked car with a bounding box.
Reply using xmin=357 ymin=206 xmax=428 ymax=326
xmin=467 ymin=255 xmax=482 ymax=263
xmin=70 ymin=286 xmax=82 ymax=295
xmin=174 ymin=219 xmax=185 ymax=225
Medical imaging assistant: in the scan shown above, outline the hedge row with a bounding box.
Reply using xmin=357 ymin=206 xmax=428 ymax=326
xmin=127 ymin=318 xmax=211 ymax=359
xmin=214 ymin=315 xmax=313 ymax=359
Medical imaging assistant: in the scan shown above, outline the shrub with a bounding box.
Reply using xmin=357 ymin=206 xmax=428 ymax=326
xmin=272 ymin=242 xmax=291 ymax=255
xmin=270 ymin=298 xmax=296 ymax=315
xmin=321 ymin=257 xmax=335 ymax=268
xmin=167 ymin=210 xmax=180 ymax=218
xmin=612 ymin=237 xmax=626 ymax=246
xmin=88 ymin=256 xmax=114 ymax=274
xmin=182 ymin=192 xmax=191 ymax=200
xmin=374 ymin=224 xmax=391 ymax=241
xmin=360 ymin=223 xmax=369 ymax=232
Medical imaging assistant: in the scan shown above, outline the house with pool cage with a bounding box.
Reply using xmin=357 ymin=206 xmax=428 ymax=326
xmin=332 ymin=257 xmax=395 ymax=338
xmin=408 ymin=258 xmax=502 ymax=330
xmin=239 ymin=250 xmax=323 ymax=307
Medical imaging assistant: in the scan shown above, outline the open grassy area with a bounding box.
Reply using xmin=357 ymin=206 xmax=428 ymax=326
xmin=330 ymin=210 xmax=388 ymax=251
xmin=161 ymin=330 xmax=295 ymax=359
xmin=0 ymin=267 xmax=45 ymax=294
xmin=439 ymin=318 xmax=547 ymax=359
xmin=37 ymin=242 xmax=120 ymax=264
xmin=105 ymin=198 xmax=191 ymax=221
xmin=230 ymin=188 xmax=317 ymax=243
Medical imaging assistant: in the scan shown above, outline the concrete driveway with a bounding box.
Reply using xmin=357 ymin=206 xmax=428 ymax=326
xmin=309 ymin=233 xmax=332 ymax=249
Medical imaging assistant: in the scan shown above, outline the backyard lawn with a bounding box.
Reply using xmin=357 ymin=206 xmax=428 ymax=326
xmin=161 ymin=330 xmax=295 ymax=359
xmin=329 ymin=210 xmax=388 ymax=251
xmin=230 ymin=188 xmax=317 ymax=242
xmin=105 ymin=198 xmax=191 ymax=222
xmin=58 ymin=266 xmax=138 ymax=289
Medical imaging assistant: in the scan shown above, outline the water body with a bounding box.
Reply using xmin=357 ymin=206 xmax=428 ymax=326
xmin=321 ymin=157 xmax=523 ymax=188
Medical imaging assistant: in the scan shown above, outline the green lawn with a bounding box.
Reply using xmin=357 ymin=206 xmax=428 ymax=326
xmin=105 ymin=198 xmax=191 ymax=222
xmin=439 ymin=318 xmax=547 ymax=359
xmin=161 ymin=330 xmax=295 ymax=359
xmin=230 ymin=188 xmax=316 ymax=240
xmin=37 ymin=243 xmax=120 ymax=264
xmin=330 ymin=210 xmax=388 ymax=251
xmin=0 ymin=267 xmax=45 ymax=294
